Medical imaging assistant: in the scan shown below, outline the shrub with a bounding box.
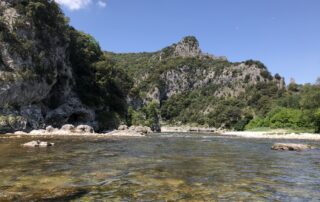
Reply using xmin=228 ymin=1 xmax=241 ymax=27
xmin=314 ymin=109 xmax=320 ymax=133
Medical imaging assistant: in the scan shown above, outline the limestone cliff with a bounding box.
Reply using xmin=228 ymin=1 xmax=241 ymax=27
xmin=0 ymin=0 xmax=95 ymax=132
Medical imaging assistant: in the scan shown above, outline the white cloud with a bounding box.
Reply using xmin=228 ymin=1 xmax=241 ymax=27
xmin=55 ymin=0 xmax=92 ymax=10
xmin=97 ymin=1 xmax=107 ymax=8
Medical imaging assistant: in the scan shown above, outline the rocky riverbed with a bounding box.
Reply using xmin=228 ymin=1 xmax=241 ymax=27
xmin=1 ymin=133 xmax=320 ymax=201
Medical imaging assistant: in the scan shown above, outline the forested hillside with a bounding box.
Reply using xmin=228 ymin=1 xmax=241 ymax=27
xmin=107 ymin=37 xmax=320 ymax=132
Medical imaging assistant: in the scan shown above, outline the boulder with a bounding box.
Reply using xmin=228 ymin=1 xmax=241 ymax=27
xmin=61 ymin=124 xmax=75 ymax=132
xmin=75 ymin=125 xmax=94 ymax=133
xmin=118 ymin=125 xmax=128 ymax=130
xmin=129 ymin=126 xmax=136 ymax=131
xmin=271 ymin=143 xmax=313 ymax=151
xmin=45 ymin=125 xmax=56 ymax=133
xmin=14 ymin=131 xmax=28 ymax=135
xmin=22 ymin=140 xmax=54 ymax=148
xmin=29 ymin=129 xmax=46 ymax=135
xmin=133 ymin=126 xmax=152 ymax=134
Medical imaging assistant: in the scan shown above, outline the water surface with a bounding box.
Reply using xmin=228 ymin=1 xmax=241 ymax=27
xmin=0 ymin=133 xmax=320 ymax=201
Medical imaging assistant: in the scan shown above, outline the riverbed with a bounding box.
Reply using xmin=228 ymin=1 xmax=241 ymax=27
xmin=0 ymin=133 xmax=320 ymax=201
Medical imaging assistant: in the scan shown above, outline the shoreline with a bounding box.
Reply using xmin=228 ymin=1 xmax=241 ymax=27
xmin=221 ymin=131 xmax=320 ymax=141
xmin=161 ymin=126 xmax=320 ymax=140
xmin=1 ymin=126 xmax=320 ymax=141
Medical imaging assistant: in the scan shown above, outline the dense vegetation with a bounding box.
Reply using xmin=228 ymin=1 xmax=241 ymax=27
xmin=246 ymin=83 xmax=320 ymax=132
xmin=68 ymin=29 xmax=133 ymax=129
xmin=1 ymin=1 xmax=319 ymax=133
xmin=107 ymin=49 xmax=320 ymax=133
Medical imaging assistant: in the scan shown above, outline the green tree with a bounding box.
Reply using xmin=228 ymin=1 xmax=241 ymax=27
xmin=69 ymin=29 xmax=103 ymax=106
xmin=315 ymin=77 xmax=320 ymax=86
xmin=300 ymin=85 xmax=320 ymax=109
xmin=314 ymin=109 xmax=320 ymax=133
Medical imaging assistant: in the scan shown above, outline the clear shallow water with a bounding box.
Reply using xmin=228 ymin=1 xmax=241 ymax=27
xmin=0 ymin=133 xmax=320 ymax=201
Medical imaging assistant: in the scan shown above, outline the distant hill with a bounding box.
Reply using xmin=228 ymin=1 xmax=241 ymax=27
xmin=106 ymin=36 xmax=286 ymax=130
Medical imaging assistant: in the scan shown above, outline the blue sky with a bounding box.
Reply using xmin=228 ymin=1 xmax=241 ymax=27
xmin=57 ymin=0 xmax=320 ymax=84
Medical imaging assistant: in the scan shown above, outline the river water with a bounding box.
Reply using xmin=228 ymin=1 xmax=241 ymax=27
xmin=0 ymin=133 xmax=320 ymax=201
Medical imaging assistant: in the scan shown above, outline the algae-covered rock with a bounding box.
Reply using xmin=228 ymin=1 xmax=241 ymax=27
xmin=0 ymin=187 xmax=88 ymax=201
xmin=271 ymin=143 xmax=313 ymax=151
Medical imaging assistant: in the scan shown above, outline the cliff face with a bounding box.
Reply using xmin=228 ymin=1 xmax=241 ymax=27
xmin=0 ymin=0 xmax=95 ymax=132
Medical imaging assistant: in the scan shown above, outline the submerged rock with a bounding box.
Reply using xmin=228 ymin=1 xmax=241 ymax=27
xmin=0 ymin=187 xmax=88 ymax=201
xmin=271 ymin=143 xmax=312 ymax=151
xmin=22 ymin=140 xmax=54 ymax=148
xmin=107 ymin=130 xmax=146 ymax=137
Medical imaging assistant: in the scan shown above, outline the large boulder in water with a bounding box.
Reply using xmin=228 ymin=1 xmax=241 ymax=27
xmin=271 ymin=143 xmax=313 ymax=151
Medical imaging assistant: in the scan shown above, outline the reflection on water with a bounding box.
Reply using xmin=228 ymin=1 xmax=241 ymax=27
xmin=0 ymin=133 xmax=320 ymax=201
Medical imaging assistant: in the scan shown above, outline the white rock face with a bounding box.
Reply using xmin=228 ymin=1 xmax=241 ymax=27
xmin=173 ymin=36 xmax=202 ymax=58
xmin=0 ymin=1 xmax=96 ymax=132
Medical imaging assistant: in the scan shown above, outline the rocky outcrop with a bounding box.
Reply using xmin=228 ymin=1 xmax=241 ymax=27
xmin=143 ymin=61 xmax=284 ymax=103
xmin=173 ymin=36 xmax=202 ymax=58
xmin=271 ymin=143 xmax=313 ymax=151
xmin=159 ymin=36 xmax=227 ymax=60
xmin=0 ymin=1 xmax=95 ymax=132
